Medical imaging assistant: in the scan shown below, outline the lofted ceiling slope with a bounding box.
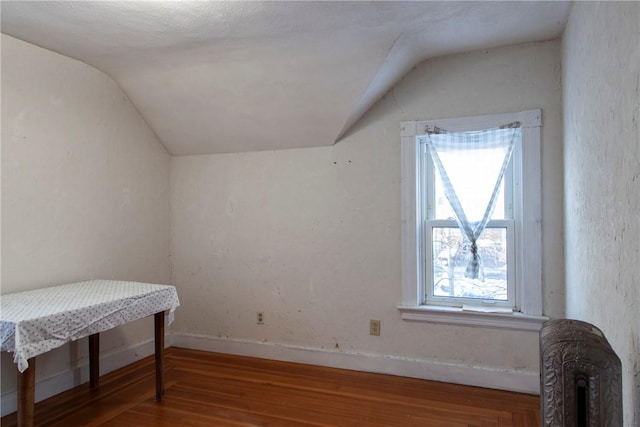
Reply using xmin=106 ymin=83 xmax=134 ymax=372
xmin=1 ymin=1 xmax=571 ymax=155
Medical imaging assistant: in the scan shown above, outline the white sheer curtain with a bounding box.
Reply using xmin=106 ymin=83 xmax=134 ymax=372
xmin=425 ymin=123 xmax=520 ymax=281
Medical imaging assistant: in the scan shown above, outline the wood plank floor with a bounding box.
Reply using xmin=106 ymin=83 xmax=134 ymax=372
xmin=1 ymin=347 xmax=540 ymax=426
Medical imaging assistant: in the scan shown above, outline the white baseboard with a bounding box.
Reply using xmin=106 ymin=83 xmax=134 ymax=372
xmin=1 ymin=333 xmax=538 ymax=417
xmin=172 ymin=333 xmax=540 ymax=395
xmin=0 ymin=335 xmax=174 ymax=417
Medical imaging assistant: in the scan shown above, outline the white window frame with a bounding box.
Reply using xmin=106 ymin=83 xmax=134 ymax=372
xmin=399 ymin=110 xmax=547 ymax=331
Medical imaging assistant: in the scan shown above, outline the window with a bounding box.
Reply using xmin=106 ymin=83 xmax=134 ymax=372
xmin=399 ymin=111 xmax=546 ymax=331
xmin=422 ymin=124 xmax=517 ymax=309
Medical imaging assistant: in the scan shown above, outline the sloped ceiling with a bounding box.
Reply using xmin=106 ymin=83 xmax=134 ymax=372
xmin=1 ymin=1 xmax=571 ymax=155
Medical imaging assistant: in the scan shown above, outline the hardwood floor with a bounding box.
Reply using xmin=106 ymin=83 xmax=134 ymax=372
xmin=1 ymin=347 xmax=540 ymax=426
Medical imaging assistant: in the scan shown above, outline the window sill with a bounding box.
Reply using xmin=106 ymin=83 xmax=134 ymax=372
xmin=397 ymin=305 xmax=548 ymax=331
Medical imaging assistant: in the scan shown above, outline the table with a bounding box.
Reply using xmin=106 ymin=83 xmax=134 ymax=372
xmin=0 ymin=280 xmax=180 ymax=427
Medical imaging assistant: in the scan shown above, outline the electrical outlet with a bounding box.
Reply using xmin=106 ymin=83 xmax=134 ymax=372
xmin=257 ymin=312 xmax=264 ymax=325
xmin=370 ymin=319 xmax=381 ymax=336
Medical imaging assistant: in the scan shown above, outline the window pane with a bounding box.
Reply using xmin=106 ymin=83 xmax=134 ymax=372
xmin=434 ymin=147 xmax=507 ymax=220
xmin=434 ymin=171 xmax=505 ymax=220
xmin=431 ymin=227 xmax=508 ymax=301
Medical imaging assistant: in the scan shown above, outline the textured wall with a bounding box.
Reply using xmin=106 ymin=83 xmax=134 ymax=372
xmin=562 ymin=2 xmax=640 ymax=425
xmin=171 ymin=40 xmax=564 ymax=387
xmin=1 ymin=35 xmax=171 ymax=402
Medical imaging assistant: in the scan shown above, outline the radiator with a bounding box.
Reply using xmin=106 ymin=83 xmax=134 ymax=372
xmin=540 ymin=319 xmax=622 ymax=426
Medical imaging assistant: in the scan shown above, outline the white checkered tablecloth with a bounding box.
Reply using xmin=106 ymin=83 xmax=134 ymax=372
xmin=0 ymin=280 xmax=180 ymax=372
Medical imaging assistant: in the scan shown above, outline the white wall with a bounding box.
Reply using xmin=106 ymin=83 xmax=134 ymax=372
xmin=562 ymin=2 xmax=640 ymax=425
xmin=171 ymin=40 xmax=564 ymax=392
xmin=1 ymin=35 xmax=171 ymax=412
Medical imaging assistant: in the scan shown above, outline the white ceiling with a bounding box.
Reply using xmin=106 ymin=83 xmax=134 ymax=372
xmin=1 ymin=1 xmax=571 ymax=155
